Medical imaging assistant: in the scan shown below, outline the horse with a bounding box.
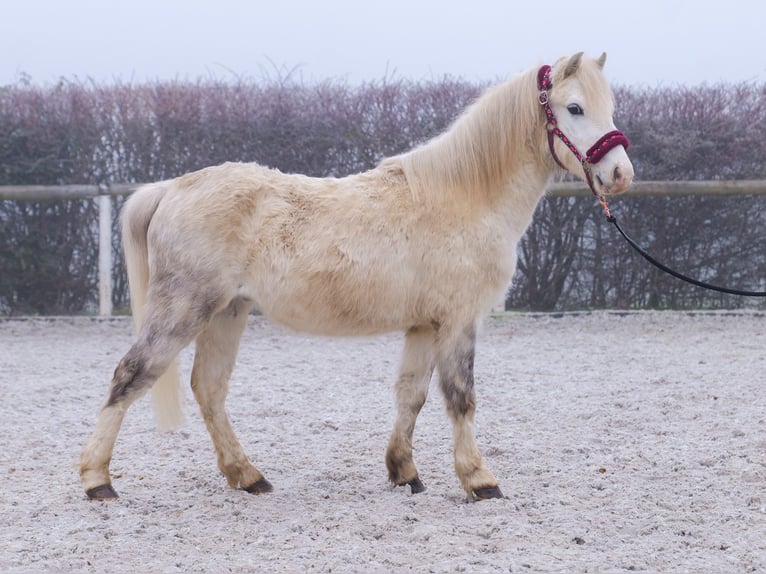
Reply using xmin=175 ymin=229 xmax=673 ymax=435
xmin=80 ymin=52 xmax=633 ymax=501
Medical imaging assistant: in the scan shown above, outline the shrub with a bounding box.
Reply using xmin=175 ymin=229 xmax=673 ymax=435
xmin=1 ymin=77 xmax=764 ymax=314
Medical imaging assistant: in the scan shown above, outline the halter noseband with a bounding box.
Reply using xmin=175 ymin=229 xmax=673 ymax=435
xmin=537 ymin=65 xmax=630 ymax=196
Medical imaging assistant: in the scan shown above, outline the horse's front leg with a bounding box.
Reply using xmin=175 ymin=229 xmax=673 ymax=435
xmin=437 ymin=324 xmax=504 ymax=500
xmin=386 ymin=326 xmax=436 ymax=493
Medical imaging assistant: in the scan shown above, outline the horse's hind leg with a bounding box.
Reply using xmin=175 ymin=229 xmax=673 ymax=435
xmin=437 ymin=324 xmax=503 ymax=500
xmin=386 ymin=326 xmax=436 ymax=493
xmin=190 ymin=298 xmax=272 ymax=494
xmin=80 ymin=290 xmax=221 ymax=499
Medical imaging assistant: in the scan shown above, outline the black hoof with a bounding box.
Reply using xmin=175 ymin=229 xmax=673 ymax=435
xmin=473 ymin=485 xmax=504 ymax=500
xmin=86 ymin=484 xmax=119 ymax=500
xmin=407 ymin=478 xmax=427 ymax=494
xmin=243 ymin=477 xmax=273 ymax=494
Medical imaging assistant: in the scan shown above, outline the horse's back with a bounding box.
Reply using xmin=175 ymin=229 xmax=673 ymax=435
xmin=142 ymin=161 xmax=510 ymax=337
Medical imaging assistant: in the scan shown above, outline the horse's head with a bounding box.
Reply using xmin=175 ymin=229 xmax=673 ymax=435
xmin=540 ymin=52 xmax=634 ymax=196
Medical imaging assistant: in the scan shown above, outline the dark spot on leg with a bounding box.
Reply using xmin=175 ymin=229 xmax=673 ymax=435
xmin=440 ymin=377 xmax=476 ymax=418
xmin=473 ymin=485 xmax=504 ymax=500
xmin=86 ymin=484 xmax=119 ymax=500
xmin=439 ymin=325 xmax=477 ymax=418
xmin=243 ymin=477 xmax=273 ymax=494
xmin=106 ymin=351 xmax=148 ymax=406
xmin=193 ymin=293 xmax=221 ymax=325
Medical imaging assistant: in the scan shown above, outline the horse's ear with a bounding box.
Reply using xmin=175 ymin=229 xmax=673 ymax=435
xmin=564 ymin=52 xmax=584 ymax=78
xmin=597 ymin=52 xmax=607 ymax=69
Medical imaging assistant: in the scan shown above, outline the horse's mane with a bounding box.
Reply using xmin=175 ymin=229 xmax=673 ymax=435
xmin=381 ymin=66 xmax=547 ymax=203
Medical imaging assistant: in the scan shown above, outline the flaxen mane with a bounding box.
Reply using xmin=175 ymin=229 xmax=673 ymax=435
xmin=383 ymin=67 xmax=546 ymax=202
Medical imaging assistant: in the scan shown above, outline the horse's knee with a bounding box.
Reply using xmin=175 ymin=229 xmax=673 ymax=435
xmin=438 ymin=355 xmax=476 ymax=420
xmin=437 ymin=324 xmax=477 ymax=419
xmin=441 ymin=377 xmax=476 ymax=420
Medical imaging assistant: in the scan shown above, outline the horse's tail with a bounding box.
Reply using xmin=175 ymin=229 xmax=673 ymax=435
xmin=121 ymin=181 xmax=184 ymax=431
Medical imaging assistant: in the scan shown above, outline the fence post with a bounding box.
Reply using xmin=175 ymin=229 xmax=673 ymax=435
xmin=98 ymin=194 xmax=113 ymax=317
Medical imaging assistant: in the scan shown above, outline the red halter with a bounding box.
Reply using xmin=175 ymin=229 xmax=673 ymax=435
xmin=537 ymin=65 xmax=630 ymax=196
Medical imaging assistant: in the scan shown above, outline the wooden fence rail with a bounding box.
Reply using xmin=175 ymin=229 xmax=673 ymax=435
xmin=4 ymin=179 xmax=766 ymax=202
xmin=3 ymin=180 xmax=766 ymax=316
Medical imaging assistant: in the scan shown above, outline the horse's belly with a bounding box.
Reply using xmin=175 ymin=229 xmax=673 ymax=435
xmin=248 ymin=266 xmax=414 ymax=337
xmin=256 ymin=293 xmax=409 ymax=336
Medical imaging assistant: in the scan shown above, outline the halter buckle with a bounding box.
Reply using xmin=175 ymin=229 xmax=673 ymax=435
xmin=538 ymin=90 xmax=549 ymax=106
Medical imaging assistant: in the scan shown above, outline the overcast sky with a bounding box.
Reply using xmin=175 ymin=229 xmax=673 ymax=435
xmin=2 ymin=0 xmax=764 ymax=87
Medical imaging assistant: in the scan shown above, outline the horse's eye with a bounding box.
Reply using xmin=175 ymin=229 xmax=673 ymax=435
xmin=567 ymin=104 xmax=584 ymax=115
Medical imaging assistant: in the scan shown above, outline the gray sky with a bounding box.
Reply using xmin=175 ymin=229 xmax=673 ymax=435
xmin=2 ymin=0 xmax=764 ymax=86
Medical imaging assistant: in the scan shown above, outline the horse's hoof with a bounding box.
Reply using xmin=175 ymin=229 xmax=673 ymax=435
xmin=243 ymin=477 xmax=273 ymax=494
xmin=407 ymin=478 xmax=427 ymax=494
xmin=473 ymin=485 xmax=504 ymax=500
xmin=86 ymin=484 xmax=119 ymax=500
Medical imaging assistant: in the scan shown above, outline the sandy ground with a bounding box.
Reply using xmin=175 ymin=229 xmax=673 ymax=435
xmin=0 ymin=311 xmax=764 ymax=573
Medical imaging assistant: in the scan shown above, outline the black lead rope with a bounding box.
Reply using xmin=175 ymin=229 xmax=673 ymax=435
xmin=606 ymin=213 xmax=766 ymax=297
xmin=537 ymin=62 xmax=764 ymax=298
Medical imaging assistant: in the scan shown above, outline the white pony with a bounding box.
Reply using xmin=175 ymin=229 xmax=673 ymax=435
xmin=81 ymin=52 xmax=633 ymax=501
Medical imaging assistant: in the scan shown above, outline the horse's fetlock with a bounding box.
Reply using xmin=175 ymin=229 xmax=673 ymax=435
xmin=386 ymin=442 xmax=418 ymax=485
xmin=457 ymin=464 xmax=498 ymax=497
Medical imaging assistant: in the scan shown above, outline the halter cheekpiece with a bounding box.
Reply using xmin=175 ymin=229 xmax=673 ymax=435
xmin=537 ymin=65 xmax=630 ymax=196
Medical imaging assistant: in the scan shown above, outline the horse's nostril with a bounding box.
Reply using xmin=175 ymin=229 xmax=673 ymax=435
xmin=613 ymin=166 xmax=623 ymax=183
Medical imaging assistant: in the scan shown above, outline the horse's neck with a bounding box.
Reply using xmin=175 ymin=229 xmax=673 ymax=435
xmin=391 ymin=68 xmax=550 ymax=209
xmin=492 ymin=166 xmax=553 ymax=238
